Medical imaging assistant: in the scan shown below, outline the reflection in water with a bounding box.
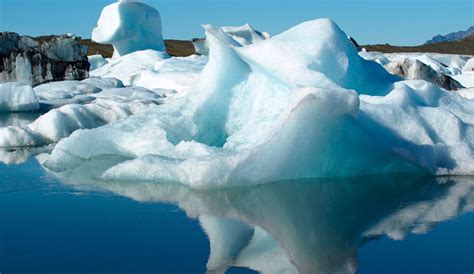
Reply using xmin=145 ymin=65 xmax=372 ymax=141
xmin=0 ymin=112 xmax=48 ymax=165
xmin=0 ymin=146 xmax=52 ymax=165
xmin=0 ymin=112 xmax=41 ymax=128
xmin=46 ymin=158 xmax=474 ymax=274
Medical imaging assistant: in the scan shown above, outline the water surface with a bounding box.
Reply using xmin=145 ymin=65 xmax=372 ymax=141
xmin=0 ymin=155 xmax=473 ymax=274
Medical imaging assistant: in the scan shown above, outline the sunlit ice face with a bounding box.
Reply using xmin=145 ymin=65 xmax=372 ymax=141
xmin=92 ymin=2 xmax=122 ymax=43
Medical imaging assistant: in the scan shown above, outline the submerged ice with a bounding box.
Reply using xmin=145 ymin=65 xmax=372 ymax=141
xmin=39 ymin=19 xmax=474 ymax=188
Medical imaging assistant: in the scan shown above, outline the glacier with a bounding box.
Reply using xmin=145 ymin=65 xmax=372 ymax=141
xmin=38 ymin=19 xmax=474 ymax=188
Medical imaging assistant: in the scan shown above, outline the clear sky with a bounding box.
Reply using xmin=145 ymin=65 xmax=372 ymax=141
xmin=0 ymin=0 xmax=473 ymax=46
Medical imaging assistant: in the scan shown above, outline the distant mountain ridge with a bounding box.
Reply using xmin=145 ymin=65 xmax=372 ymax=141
xmin=425 ymin=26 xmax=474 ymax=44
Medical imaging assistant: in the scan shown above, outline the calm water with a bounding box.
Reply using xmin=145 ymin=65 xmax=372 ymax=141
xmin=0 ymin=155 xmax=473 ymax=274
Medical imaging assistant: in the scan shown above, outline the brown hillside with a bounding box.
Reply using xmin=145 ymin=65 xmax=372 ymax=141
xmin=36 ymin=34 xmax=474 ymax=58
xmin=79 ymin=39 xmax=114 ymax=57
xmin=362 ymin=35 xmax=474 ymax=55
xmin=80 ymin=39 xmax=197 ymax=58
xmin=35 ymin=36 xmax=196 ymax=58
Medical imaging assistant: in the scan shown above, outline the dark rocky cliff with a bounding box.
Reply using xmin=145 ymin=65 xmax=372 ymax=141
xmin=0 ymin=32 xmax=90 ymax=87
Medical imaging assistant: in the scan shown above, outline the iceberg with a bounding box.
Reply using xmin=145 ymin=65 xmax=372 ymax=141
xmin=359 ymin=51 xmax=474 ymax=99
xmin=0 ymin=86 xmax=161 ymax=148
xmin=42 ymin=19 xmax=474 ymax=188
xmin=193 ymin=23 xmax=270 ymax=55
xmin=429 ymin=54 xmax=469 ymax=73
xmin=90 ymin=50 xmax=206 ymax=91
xmin=0 ymin=82 xmax=39 ymax=112
xmin=92 ymin=0 xmax=166 ymax=57
xmin=33 ymin=78 xmax=124 ymax=108
xmin=221 ymin=24 xmax=270 ymax=45
xmin=89 ymin=50 xmax=169 ymax=86
xmin=34 ymin=80 xmax=101 ymax=100
xmin=132 ymin=54 xmax=208 ymax=92
xmin=80 ymin=77 xmax=124 ymax=90
xmin=383 ymin=58 xmax=464 ymax=90
xmin=464 ymin=58 xmax=474 ymax=72
xmin=87 ymin=54 xmax=109 ymax=71
xmin=360 ymin=51 xmax=472 ymax=90
xmin=363 ymin=52 xmax=469 ymax=76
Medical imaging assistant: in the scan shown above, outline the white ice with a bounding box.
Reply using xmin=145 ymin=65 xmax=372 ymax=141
xmin=89 ymin=50 xmax=169 ymax=86
xmin=361 ymin=52 xmax=470 ymax=76
xmin=33 ymin=78 xmax=124 ymax=107
xmin=88 ymin=54 xmax=109 ymax=71
xmin=90 ymin=50 xmax=207 ymax=93
xmin=463 ymin=58 xmax=474 ymax=72
xmin=194 ymin=23 xmax=270 ymax=55
xmin=456 ymin=87 xmax=474 ymax=99
xmin=34 ymin=80 xmax=101 ymax=101
xmin=42 ymin=19 xmax=474 ymax=188
xmin=81 ymin=77 xmax=124 ymax=90
xmin=360 ymin=51 xmax=474 ymax=99
xmin=0 ymin=86 xmax=161 ymax=148
xmin=132 ymin=55 xmax=208 ymax=92
xmin=452 ymin=72 xmax=474 ymax=88
xmin=0 ymin=82 xmax=39 ymax=112
xmin=92 ymin=1 xmax=166 ymax=57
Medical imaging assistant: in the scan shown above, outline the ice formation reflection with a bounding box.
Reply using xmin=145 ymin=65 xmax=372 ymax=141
xmin=51 ymin=161 xmax=474 ymax=274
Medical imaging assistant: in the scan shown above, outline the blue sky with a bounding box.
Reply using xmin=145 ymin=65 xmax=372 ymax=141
xmin=0 ymin=0 xmax=473 ymax=45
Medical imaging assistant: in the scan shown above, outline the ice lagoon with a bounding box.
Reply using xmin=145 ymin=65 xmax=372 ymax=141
xmin=1 ymin=1 xmax=474 ymax=272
